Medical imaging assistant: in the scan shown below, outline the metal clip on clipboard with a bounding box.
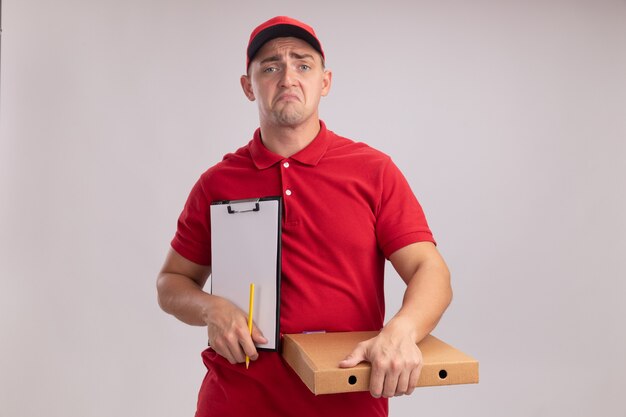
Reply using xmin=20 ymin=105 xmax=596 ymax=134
xmin=227 ymin=198 xmax=261 ymax=214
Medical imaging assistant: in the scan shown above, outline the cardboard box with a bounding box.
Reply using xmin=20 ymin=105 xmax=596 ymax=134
xmin=282 ymin=331 xmax=479 ymax=395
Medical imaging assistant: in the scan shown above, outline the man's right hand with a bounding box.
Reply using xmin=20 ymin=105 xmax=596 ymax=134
xmin=157 ymin=248 xmax=267 ymax=365
xmin=205 ymin=296 xmax=268 ymax=364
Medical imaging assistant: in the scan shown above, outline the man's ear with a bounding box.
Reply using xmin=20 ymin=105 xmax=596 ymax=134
xmin=240 ymin=75 xmax=255 ymax=101
xmin=321 ymin=70 xmax=332 ymax=97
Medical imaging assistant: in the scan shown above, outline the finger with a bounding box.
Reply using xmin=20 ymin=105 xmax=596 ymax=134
xmin=215 ymin=324 xmax=248 ymax=364
xmin=382 ymin=365 xmax=401 ymax=398
xmin=394 ymin=369 xmax=411 ymax=396
xmin=226 ymin=333 xmax=247 ymax=364
xmin=240 ymin=324 xmax=267 ymax=362
xmin=238 ymin=324 xmax=261 ymax=361
xmin=404 ymin=365 xmax=422 ymax=396
xmin=338 ymin=344 xmax=366 ymax=368
xmin=211 ymin=337 xmax=239 ymax=364
xmin=369 ymin=363 xmax=386 ymax=398
xmin=251 ymin=323 xmax=268 ymax=345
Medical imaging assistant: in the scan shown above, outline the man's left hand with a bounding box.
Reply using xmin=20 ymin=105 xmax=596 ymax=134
xmin=338 ymin=318 xmax=423 ymax=398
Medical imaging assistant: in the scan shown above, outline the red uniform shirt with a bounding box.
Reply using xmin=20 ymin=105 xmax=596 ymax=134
xmin=172 ymin=121 xmax=434 ymax=417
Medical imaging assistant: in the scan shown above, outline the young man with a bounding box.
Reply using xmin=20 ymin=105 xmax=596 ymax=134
xmin=157 ymin=16 xmax=452 ymax=417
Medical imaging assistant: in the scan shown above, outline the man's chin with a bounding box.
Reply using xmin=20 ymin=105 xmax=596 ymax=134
xmin=273 ymin=111 xmax=305 ymax=127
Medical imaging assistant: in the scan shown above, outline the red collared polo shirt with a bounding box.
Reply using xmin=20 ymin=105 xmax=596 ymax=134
xmin=171 ymin=121 xmax=434 ymax=417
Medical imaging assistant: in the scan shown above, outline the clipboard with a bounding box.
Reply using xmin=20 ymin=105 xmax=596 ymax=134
xmin=210 ymin=197 xmax=282 ymax=351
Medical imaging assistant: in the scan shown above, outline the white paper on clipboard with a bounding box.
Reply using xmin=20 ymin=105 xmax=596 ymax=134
xmin=209 ymin=197 xmax=282 ymax=350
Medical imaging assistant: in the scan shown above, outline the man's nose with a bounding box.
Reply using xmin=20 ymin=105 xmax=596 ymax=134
xmin=279 ymin=65 xmax=297 ymax=87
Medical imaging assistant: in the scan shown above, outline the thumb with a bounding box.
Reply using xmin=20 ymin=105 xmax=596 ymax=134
xmin=339 ymin=344 xmax=367 ymax=368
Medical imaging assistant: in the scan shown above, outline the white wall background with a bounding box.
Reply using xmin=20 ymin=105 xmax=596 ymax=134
xmin=1 ymin=1 xmax=625 ymax=416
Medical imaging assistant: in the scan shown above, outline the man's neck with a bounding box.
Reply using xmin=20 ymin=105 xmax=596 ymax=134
xmin=259 ymin=117 xmax=321 ymax=158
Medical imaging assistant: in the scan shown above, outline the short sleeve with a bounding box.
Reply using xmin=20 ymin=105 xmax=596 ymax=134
xmin=375 ymin=158 xmax=435 ymax=258
xmin=170 ymin=177 xmax=212 ymax=265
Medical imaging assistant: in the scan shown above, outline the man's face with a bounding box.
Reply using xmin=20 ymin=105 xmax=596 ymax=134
xmin=241 ymin=37 xmax=331 ymax=128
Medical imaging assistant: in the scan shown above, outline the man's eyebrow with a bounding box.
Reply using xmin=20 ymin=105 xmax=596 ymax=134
xmin=259 ymin=55 xmax=281 ymax=65
xmin=290 ymin=52 xmax=315 ymax=61
xmin=258 ymin=52 xmax=316 ymax=65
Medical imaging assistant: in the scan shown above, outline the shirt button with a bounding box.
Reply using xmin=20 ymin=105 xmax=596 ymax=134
xmin=283 ymin=162 xmax=290 ymax=168
xmin=285 ymin=189 xmax=292 ymax=196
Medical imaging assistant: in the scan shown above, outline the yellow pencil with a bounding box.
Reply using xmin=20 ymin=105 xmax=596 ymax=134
xmin=246 ymin=283 xmax=255 ymax=369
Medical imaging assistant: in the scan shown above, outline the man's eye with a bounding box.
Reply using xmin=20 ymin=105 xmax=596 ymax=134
xmin=263 ymin=67 xmax=278 ymax=73
xmin=300 ymin=65 xmax=311 ymax=71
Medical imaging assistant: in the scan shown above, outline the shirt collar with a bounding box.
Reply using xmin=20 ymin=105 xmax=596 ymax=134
xmin=249 ymin=120 xmax=332 ymax=170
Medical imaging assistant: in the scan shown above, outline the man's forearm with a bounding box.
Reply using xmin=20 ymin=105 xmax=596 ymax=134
xmin=387 ymin=242 xmax=452 ymax=343
xmin=390 ymin=261 xmax=452 ymax=342
xmin=157 ymin=273 xmax=213 ymax=326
